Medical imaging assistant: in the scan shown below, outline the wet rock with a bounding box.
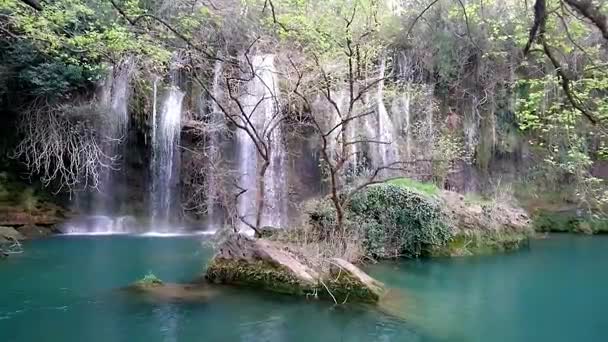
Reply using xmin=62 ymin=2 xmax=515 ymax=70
xmin=430 ymin=191 xmax=534 ymax=256
xmin=325 ymin=258 xmax=386 ymax=303
xmin=126 ymin=282 xmax=220 ymax=303
xmin=0 ymin=226 xmax=24 ymax=242
xmin=16 ymin=224 xmax=56 ymax=239
xmin=206 ymin=234 xmax=386 ymax=303
xmin=206 ymin=234 xmax=319 ymax=295
xmin=0 ymin=204 xmax=66 ymax=227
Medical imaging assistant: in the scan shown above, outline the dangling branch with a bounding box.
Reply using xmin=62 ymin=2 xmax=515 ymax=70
xmin=563 ymin=0 xmax=608 ymax=40
xmin=525 ymin=0 xmax=601 ymax=125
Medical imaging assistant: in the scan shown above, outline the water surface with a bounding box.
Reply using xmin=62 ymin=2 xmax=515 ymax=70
xmin=0 ymin=235 xmax=606 ymax=341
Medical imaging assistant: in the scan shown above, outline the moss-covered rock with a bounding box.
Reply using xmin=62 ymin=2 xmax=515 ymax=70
xmin=207 ymin=258 xmax=317 ymax=295
xmin=0 ymin=226 xmax=24 ymax=243
xmin=325 ymin=258 xmax=385 ymax=303
xmin=205 ymin=234 xmax=386 ymax=303
xmin=125 ymin=281 xmax=219 ymax=303
xmin=133 ymin=272 xmax=164 ymax=288
xmin=436 ymin=191 xmax=534 ymax=256
xmin=532 ymin=209 xmax=608 ymax=234
xmin=428 ymin=231 xmax=530 ymax=257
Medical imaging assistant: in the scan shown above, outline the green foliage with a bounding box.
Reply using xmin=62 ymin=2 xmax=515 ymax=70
xmin=135 ymin=272 xmax=163 ymax=287
xmin=0 ymin=0 xmax=175 ymax=101
xmin=306 ymin=184 xmax=453 ymax=258
xmin=348 ymin=185 xmax=453 ymax=258
xmin=431 ymin=131 xmax=469 ymax=186
xmin=429 ymin=231 xmax=529 ymax=257
xmin=18 ymin=187 xmax=39 ymax=212
xmin=386 ymin=177 xmax=439 ymax=196
xmin=533 ymin=210 xmax=608 ymax=235
xmin=0 ymin=41 xmax=101 ymax=99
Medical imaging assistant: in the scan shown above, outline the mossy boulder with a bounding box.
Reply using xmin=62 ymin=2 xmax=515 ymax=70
xmin=532 ymin=209 xmax=608 ymax=234
xmin=428 ymin=231 xmax=530 ymax=257
xmin=206 ymin=234 xmax=319 ymax=295
xmin=205 ymin=234 xmax=385 ymax=303
xmin=0 ymin=226 xmax=24 ymax=243
xmin=325 ymin=258 xmax=385 ymax=303
xmin=433 ymin=191 xmax=534 ymax=256
xmin=133 ymin=272 xmax=164 ymax=288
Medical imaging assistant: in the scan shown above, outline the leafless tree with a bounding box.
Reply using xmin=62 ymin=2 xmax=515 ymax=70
xmin=190 ymin=39 xmax=292 ymax=236
xmin=284 ymin=4 xmax=410 ymax=232
xmin=12 ymin=102 xmax=118 ymax=193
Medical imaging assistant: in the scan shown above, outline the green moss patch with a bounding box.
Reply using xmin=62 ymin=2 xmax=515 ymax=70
xmin=324 ymin=272 xmax=384 ymax=304
xmin=533 ymin=210 xmax=608 ymax=235
xmin=427 ymin=231 xmax=530 ymax=257
xmin=134 ymin=272 xmax=164 ymax=288
xmin=385 ymin=177 xmax=439 ymax=197
xmin=205 ymin=258 xmax=317 ymax=296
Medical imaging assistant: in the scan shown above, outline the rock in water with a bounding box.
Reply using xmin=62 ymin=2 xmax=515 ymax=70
xmin=0 ymin=226 xmax=24 ymax=243
xmin=325 ymin=258 xmax=386 ymax=303
xmin=205 ymin=234 xmax=386 ymax=303
xmin=206 ymin=234 xmax=319 ymax=295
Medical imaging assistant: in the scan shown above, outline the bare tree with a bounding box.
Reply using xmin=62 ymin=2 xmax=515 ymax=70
xmin=191 ymin=40 xmax=291 ymax=236
xmin=284 ymin=3 xmax=409 ymax=233
xmin=12 ymin=102 xmax=118 ymax=193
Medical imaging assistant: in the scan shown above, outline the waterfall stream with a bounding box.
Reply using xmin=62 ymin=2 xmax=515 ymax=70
xmin=237 ymin=55 xmax=289 ymax=231
xmin=150 ymin=83 xmax=184 ymax=230
xmin=68 ymin=60 xmax=134 ymax=234
xmin=374 ymin=58 xmax=399 ymax=173
xmin=206 ymin=61 xmax=223 ymax=229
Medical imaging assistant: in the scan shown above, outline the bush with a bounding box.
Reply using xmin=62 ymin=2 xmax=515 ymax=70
xmin=305 ymin=184 xmax=453 ymax=258
xmin=135 ymin=272 xmax=163 ymax=287
xmin=349 ymin=185 xmax=453 ymax=257
xmin=386 ymin=177 xmax=439 ymax=196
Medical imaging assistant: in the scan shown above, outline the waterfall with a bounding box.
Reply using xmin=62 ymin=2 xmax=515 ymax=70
xmin=150 ymin=82 xmax=184 ymax=230
xmin=206 ymin=60 xmax=223 ymax=228
xmin=97 ymin=60 xmax=133 ymax=213
xmin=68 ymin=60 xmax=133 ymax=234
xmin=237 ymin=55 xmax=289 ymax=231
xmin=393 ymin=53 xmax=412 ymax=161
xmin=374 ymin=58 xmax=399 ymax=172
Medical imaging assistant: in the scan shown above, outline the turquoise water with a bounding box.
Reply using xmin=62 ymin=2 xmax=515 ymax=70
xmin=0 ymin=235 xmax=607 ymax=341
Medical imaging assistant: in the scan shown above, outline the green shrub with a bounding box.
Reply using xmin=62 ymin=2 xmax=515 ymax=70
xmin=386 ymin=178 xmax=440 ymax=196
xmin=532 ymin=209 xmax=608 ymax=234
xmin=349 ymin=185 xmax=453 ymax=257
xmin=19 ymin=188 xmax=39 ymax=212
xmin=305 ymin=184 xmax=453 ymax=258
xmin=135 ymin=272 xmax=163 ymax=287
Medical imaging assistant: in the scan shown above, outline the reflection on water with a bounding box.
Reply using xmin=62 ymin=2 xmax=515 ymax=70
xmin=1 ymin=235 xmax=607 ymax=341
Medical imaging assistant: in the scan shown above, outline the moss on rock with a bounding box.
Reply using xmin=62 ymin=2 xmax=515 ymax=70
xmin=427 ymin=231 xmax=530 ymax=257
xmin=206 ymin=258 xmax=317 ymax=295
xmin=533 ymin=210 xmax=608 ymax=235
xmin=205 ymin=234 xmax=386 ymax=303
xmin=133 ymin=272 xmax=164 ymax=288
xmin=324 ymin=258 xmax=386 ymax=303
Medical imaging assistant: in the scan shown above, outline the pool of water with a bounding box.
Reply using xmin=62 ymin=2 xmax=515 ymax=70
xmin=0 ymin=235 xmax=607 ymax=341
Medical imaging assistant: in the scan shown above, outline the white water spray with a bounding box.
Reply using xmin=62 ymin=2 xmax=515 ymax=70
xmin=237 ymin=55 xmax=289 ymax=231
xmin=374 ymin=58 xmax=399 ymax=172
xmin=150 ymin=82 xmax=184 ymax=229
xmin=206 ymin=61 xmax=224 ymax=228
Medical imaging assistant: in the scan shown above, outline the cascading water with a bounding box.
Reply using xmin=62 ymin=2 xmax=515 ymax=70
xmin=206 ymin=61 xmax=224 ymax=229
xmin=237 ymin=55 xmax=289 ymax=231
xmin=392 ymin=53 xmax=412 ymax=161
xmin=98 ymin=61 xmax=133 ymax=211
xmin=150 ymin=81 xmax=185 ymax=230
xmin=373 ymin=58 xmax=399 ymax=172
xmin=68 ymin=60 xmax=134 ymax=234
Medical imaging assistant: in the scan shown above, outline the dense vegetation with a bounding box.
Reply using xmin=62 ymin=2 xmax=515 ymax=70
xmin=0 ymin=0 xmax=607 ymax=236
